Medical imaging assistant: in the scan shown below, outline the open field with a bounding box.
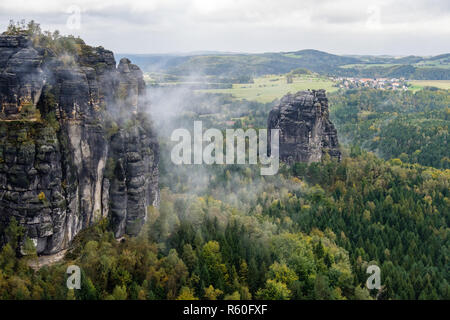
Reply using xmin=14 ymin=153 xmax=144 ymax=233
xmin=339 ymin=63 xmax=401 ymax=69
xmin=197 ymin=74 xmax=337 ymax=103
xmin=414 ymin=59 xmax=450 ymax=69
xmin=409 ymin=80 xmax=450 ymax=91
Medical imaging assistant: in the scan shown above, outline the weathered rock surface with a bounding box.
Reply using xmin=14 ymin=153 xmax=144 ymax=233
xmin=0 ymin=34 xmax=159 ymax=255
xmin=268 ymin=90 xmax=341 ymax=163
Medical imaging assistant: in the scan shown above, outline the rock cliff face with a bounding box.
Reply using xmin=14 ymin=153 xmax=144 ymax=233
xmin=0 ymin=34 xmax=159 ymax=255
xmin=268 ymin=90 xmax=340 ymax=164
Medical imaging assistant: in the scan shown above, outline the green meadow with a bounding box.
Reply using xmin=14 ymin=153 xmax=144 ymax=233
xmin=409 ymin=80 xmax=450 ymax=91
xmin=198 ymin=74 xmax=337 ymax=103
xmin=339 ymin=63 xmax=401 ymax=69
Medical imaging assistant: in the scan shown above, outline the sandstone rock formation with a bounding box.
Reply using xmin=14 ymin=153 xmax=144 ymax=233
xmin=268 ymin=89 xmax=340 ymax=164
xmin=0 ymin=34 xmax=159 ymax=255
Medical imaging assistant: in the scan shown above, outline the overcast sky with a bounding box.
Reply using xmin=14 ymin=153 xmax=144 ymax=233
xmin=1 ymin=0 xmax=449 ymax=56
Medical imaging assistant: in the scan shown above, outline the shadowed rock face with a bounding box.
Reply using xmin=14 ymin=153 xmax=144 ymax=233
xmin=0 ymin=34 xmax=159 ymax=255
xmin=268 ymin=89 xmax=340 ymax=164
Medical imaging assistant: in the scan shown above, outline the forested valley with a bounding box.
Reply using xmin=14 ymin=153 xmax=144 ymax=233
xmin=1 ymin=84 xmax=448 ymax=300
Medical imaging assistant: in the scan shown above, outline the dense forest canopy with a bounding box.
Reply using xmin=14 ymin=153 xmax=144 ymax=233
xmin=329 ymin=88 xmax=449 ymax=169
xmin=1 ymin=150 xmax=448 ymax=299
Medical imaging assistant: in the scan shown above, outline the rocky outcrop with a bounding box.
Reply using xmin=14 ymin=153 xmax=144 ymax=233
xmin=0 ymin=34 xmax=159 ymax=255
xmin=268 ymin=90 xmax=340 ymax=163
xmin=108 ymin=120 xmax=159 ymax=238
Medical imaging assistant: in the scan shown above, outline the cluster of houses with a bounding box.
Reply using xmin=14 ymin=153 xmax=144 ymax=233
xmin=334 ymin=77 xmax=409 ymax=90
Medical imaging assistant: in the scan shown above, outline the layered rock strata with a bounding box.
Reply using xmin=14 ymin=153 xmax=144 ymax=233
xmin=0 ymin=34 xmax=159 ymax=254
xmin=268 ymin=89 xmax=341 ymax=164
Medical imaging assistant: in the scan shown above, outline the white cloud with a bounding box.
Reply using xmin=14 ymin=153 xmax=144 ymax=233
xmin=0 ymin=0 xmax=449 ymax=55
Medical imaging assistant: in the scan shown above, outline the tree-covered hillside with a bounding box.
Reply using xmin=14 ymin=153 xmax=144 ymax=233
xmin=119 ymin=50 xmax=450 ymax=79
xmin=1 ymin=85 xmax=448 ymax=300
xmin=329 ymin=88 xmax=450 ymax=169
xmin=1 ymin=151 xmax=448 ymax=300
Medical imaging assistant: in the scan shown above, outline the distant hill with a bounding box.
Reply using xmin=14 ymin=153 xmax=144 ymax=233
xmin=117 ymin=49 xmax=450 ymax=80
xmin=114 ymin=54 xmax=191 ymax=73
xmin=282 ymin=49 xmax=361 ymax=69
xmin=428 ymin=53 xmax=450 ymax=61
